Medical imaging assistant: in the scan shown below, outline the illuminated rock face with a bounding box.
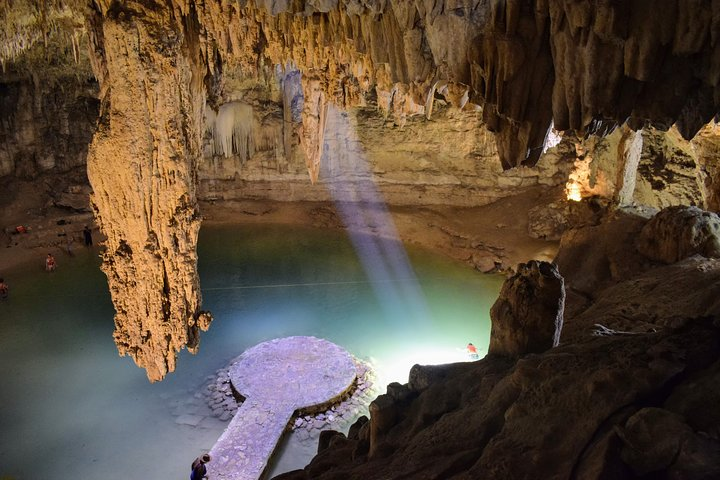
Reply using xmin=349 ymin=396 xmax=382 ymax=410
xmin=636 ymin=205 xmax=720 ymax=264
xmin=86 ymin=1 xmax=211 ymax=382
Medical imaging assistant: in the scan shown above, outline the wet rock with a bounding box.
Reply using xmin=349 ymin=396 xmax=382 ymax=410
xmin=368 ymin=394 xmax=396 ymax=458
xmin=175 ymin=414 xmax=205 ymax=427
xmin=318 ymin=430 xmax=345 ymax=454
xmin=489 ymin=260 xmax=565 ymax=357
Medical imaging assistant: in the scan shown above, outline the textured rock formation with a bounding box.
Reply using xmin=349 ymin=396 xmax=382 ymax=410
xmin=85 ymin=0 xmax=211 ymax=381
xmin=5 ymin=1 xmax=720 ymax=175
xmin=277 ymin=317 xmax=720 ymax=480
xmin=555 ymin=207 xmax=655 ymax=298
xmin=527 ymin=197 xmax=607 ymax=240
xmin=3 ymin=0 xmax=720 ymax=386
xmin=472 ymin=1 xmax=720 ymax=168
xmin=636 ymin=205 xmax=720 ymax=264
xmin=488 ymin=260 xmax=565 ymax=357
xmin=555 ymin=206 xmax=720 ymax=341
xmin=0 ymin=79 xmax=98 ymax=178
xmin=693 ymin=122 xmax=720 ymax=212
xmin=193 ymin=1 xmax=720 ymax=171
xmin=618 ymin=407 xmax=720 ymax=478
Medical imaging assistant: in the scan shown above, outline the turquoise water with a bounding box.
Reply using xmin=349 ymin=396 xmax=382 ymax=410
xmin=0 ymin=223 xmax=502 ymax=480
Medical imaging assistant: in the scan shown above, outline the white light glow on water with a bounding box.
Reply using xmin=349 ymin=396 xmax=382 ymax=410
xmin=0 ymin=224 xmax=502 ymax=479
xmin=320 ymin=104 xmax=431 ymax=327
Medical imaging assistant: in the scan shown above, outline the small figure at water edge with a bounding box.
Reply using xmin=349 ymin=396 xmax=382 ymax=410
xmin=466 ymin=342 xmax=479 ymax=360
xmin=45 ymin=253 xmax=56 ymax=272
xmin=0 ymin=278 xmax=8 ymax=299
xmin=83 ymin=225 xmax=93 ymax=247
xmin=190 ymin=453 xmax=211 ymax=480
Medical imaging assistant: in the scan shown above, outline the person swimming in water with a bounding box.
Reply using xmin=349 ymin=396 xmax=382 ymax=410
xmin=45 ymin=253 xmax=56 ymax=272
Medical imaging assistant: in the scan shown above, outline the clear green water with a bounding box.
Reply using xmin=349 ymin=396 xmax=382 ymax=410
xmin=0 ymin=223 xmax=502 ymax=480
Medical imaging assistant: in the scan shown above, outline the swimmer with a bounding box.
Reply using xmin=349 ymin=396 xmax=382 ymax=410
xmin=466 ymin=342 xmax=479 ymax=360
xmin=45 ymin=253 xmax=56 ymax=272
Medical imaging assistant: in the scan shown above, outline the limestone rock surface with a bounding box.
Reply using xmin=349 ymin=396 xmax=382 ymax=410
xmin=85 ymin=0 xmax=211 ymax=381
xmin=488 ymin=260 xmax=565 ymax=357
xmin=276 ymin=318 xmax=720 ymax=480
xmin=554 ymin=207 xmax=655 ymax=298
xmin=636 ymin=205 xmax=720 ymax=264
xmin=0 ymin=80 xmax=98 ymax=178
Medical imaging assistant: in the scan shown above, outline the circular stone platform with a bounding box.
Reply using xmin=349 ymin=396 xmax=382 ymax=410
xmin=229 ymin=336 xmax=357 ymax=410
xmin=209 ymin=336 xmax=357 ymax=480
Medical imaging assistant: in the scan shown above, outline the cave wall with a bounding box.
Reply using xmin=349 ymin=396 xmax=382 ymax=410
xmin=566 ymin=125 xmax=714 ymax=211
xmin=0 ymin=78 xmax=98 ymax=178
xmin=196 ymin=96 xmax=573 ymax=207
xmin=477 ymin=0 xmax=720 ymax=168
xmin=693 ymin=122 xmax=720 ymax=211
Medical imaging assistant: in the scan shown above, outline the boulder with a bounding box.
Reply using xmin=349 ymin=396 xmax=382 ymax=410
xmin=317 ymin=430 xmax=345 ymax=454
xmin=368 ymin=394 xmax=396 ymax=458
xmin=636 ymin=205 xmax=720 ymax=264
xmin=618 ymin=407 xmax=720 ymax=478
xmin=489 ymin=260 xmax=565 ymax=357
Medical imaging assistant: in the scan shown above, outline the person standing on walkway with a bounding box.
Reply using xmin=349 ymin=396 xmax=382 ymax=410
xmin=83 ymin=226 xmax=93 ymax=247
xmin=190 ymin=454 xmax=211 ymax=480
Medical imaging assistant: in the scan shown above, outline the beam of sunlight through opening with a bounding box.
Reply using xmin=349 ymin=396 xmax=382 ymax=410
xmin=319 ymin=103 xmax=433 ymax=340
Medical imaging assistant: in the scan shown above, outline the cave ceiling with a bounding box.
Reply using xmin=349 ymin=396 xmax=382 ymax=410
xmin=1 ymin=0 xmax=719 ymax=381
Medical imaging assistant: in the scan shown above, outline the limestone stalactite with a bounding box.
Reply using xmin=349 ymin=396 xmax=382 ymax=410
xmin=192 ymin=1 xmax=720 ymax=172
xmin=86 ymin=0 xmax=211 ymax=382
xmin=299 ymin=75 xmax=328 ymax=184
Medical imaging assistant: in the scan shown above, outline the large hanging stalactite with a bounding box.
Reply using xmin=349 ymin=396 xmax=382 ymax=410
xmin=86 ymin=0 xmax=211 ymax=382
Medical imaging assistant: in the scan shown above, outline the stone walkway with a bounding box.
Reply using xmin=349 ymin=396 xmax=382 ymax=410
xmin=207 ymin=336 xmax=357 ymax=480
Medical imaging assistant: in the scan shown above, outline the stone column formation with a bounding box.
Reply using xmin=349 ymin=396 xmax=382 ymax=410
xmin=86 ymin=0 xmax=211 ymax=382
